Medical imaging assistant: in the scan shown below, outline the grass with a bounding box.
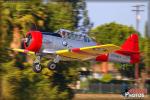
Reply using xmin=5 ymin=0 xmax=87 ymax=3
xmin=73 ymin=94 xmax=150 ymax=100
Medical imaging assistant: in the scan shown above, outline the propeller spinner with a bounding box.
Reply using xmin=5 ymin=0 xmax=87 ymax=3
xmin=24 ymin=31 xmax=42 ymax=52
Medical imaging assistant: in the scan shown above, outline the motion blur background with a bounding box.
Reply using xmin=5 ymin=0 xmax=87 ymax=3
xmin=0 ymin=0 xmax=150 ymax=100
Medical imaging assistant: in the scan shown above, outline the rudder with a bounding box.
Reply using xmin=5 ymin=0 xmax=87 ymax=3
xmin=121 ymin=33 xmax=139 ymax=53
xmin=117 ymin=33 xmax=140 ymax=63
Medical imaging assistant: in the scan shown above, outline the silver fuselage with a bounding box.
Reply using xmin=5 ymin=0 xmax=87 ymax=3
xmin=42 ymin=33 xmax=96 ymax=50
xmin=40 ymin=32 xmax=96 ymax=60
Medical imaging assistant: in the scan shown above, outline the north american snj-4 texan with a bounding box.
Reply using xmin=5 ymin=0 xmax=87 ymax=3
xmin=11 ymin=29 xmax=140 ymax=73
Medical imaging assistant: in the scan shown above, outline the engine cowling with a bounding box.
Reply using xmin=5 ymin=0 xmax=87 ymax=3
xmin=24 ymin=31 xmax=42 ymax=52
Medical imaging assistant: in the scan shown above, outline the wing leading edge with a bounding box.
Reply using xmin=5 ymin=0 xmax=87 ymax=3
xmin=11 ymin=48 xmax=35 ymax=55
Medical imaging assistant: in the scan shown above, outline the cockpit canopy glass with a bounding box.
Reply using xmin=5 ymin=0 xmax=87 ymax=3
xmin=43 ymin=29 xmax=91 ymax=42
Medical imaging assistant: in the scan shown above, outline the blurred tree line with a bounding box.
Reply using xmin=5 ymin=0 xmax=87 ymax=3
xmin=144 ymin=23 xmax=150 ymax=75
xmin=0 ymin=0 xmax=90 ymax=100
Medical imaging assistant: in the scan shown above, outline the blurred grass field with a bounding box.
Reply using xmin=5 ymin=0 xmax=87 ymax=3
xmin=73 ymin=94 xmax=150 ymax=100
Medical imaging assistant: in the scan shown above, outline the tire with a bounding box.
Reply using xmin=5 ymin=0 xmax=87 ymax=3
xmin=33 ymin=63 xmax=42 ymax=73
xmin=47 ymin=62 xmax=57 ymax=70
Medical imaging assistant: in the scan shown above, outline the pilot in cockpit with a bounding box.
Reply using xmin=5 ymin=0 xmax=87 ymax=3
xmin=57 ymin=29 xmax=69 ymax=38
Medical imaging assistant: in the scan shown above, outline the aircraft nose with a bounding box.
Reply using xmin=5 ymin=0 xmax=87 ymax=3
xmin=24 ymin=31 xmax=42 ymax=52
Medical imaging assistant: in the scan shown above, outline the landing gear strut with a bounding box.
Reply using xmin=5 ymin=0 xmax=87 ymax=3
xmin=33 ymin=56 xmax=42 ymax=73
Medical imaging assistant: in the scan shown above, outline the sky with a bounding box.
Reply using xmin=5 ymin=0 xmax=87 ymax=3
xmin=86 ymin=1 xmax=148 ymax=36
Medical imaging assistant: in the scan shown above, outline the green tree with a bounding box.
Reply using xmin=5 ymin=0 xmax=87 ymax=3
xmin=90 ymin=22 xmax=137 ymax=45
xmin=0 ymin=1 xmax=14 ymax=99
xmin=144 ymin=23 xmax=150 ymax=75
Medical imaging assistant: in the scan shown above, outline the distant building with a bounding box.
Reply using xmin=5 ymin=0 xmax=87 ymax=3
xmin=92 ymin=62 xmax=122 ymax=79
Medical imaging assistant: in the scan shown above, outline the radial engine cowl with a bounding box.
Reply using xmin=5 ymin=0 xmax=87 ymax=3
xmin=24 ymin=31 xmax=42 ymax=52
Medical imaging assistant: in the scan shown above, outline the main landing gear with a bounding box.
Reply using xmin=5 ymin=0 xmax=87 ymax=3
xmin=47 ymin=55 xmax=61 ymax=71
xmin=33 ymin=56 xmax=42 ymax=73
xmin=32 ymin=55 xmax=61 ymax=73
xmin=47 ymin=62 xmax=57 ymax=70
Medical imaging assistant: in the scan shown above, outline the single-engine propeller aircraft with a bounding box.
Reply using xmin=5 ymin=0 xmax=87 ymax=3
xmin=11 ymin=29 xmax=139 ymax=73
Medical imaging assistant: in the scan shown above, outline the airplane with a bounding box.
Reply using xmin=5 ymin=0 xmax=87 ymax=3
xmin=11 ymin=29 xmax=139 ymax=73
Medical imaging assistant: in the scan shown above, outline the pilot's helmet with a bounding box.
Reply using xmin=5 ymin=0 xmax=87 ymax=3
xmin=59 ymin=30 xmax=66 ymax=38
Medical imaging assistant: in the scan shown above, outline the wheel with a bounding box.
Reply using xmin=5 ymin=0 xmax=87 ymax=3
xmin=47 ymin=62 xmax=57 ymax=70
xmin=33 ymin=63 xmax=42 ymax=73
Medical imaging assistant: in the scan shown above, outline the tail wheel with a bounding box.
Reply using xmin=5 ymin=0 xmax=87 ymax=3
xmin=33 ymin=63 xmax=42 ymax=73
xmin=48 ymin=62 xmax=57 ymax=70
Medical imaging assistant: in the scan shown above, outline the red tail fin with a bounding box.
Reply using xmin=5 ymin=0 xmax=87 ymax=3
xmin=121 ymin=33 xmax=139 ymax=53
xmin=117 ymin=33 xmax=140 ymax=63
